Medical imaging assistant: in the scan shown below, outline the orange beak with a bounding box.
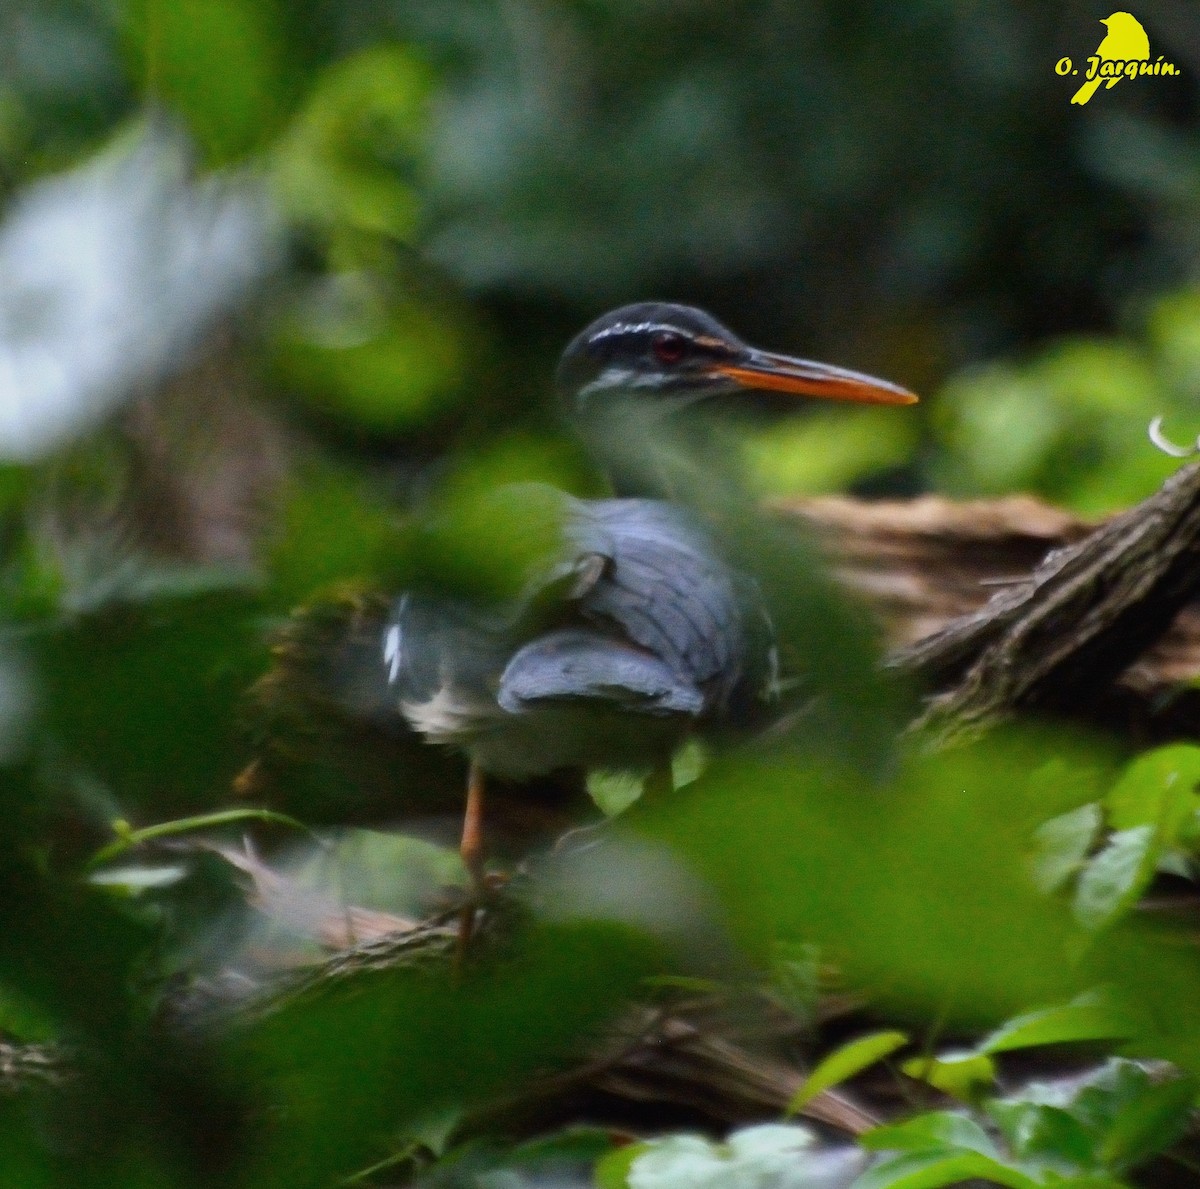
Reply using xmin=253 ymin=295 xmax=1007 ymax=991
xmin=709 ymin=349 xmax=918 ymax=406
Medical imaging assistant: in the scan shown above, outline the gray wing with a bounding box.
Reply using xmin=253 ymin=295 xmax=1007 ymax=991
xmin=384 ymin=487 xmax=754 ymax=722
xmin=496 ymin=494 xmax=751 ymax=717
xmin=568 ymin=498 xmax=750 ymax=711
xmin=498 ymin=629 xmax=705 ymax=715
xmin=381 ymin=486 xmax=624 ymax=710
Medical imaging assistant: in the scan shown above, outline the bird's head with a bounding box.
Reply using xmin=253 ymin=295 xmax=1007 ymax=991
xmin=556 ymin=302 xmax=917 ymax=421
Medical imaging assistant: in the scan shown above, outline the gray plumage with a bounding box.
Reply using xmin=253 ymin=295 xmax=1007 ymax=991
xmin=383 ymin=485 xmax=767 ymax=780
xmin=381 ymin=301 xmax=913 ymax=790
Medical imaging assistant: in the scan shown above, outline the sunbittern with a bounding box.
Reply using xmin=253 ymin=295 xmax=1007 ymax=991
xmin=382 ymin=303 xmax=917 ymax=944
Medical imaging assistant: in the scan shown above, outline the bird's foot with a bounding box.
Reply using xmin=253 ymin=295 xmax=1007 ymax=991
xmin=453 ymin=866 xmax=511 ymax=968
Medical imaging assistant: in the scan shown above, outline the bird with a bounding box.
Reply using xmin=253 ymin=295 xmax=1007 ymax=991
xmin=381 ymin=302 xmax=918 ymax=945
xmin=1070 ymin=12 xmax=1150 ymax=106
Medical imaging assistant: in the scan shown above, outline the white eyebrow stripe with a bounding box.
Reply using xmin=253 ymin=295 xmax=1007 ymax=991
xmin=588 ymin=321 xmax=679 ymax=345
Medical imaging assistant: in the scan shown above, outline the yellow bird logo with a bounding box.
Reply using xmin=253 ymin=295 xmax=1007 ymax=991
xmin=1070 ymin=12 xmax=1150 ymax=105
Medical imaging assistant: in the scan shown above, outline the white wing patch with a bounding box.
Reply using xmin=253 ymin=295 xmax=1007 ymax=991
xmin=383 ymin=623 xmax=402 ymax=685
xmin=383 ymin=595 xmax=411 ymax=685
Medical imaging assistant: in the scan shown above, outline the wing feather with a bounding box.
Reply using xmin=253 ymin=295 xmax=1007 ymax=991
xmin=498 ymin=629 xmax=704 ymax=715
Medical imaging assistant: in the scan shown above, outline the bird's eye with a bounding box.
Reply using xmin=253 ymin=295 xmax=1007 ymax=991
xmin=652 ymin=332 xmax=687 ymax=365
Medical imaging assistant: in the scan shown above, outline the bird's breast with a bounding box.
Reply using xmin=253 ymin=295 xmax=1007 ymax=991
xmin=463 ymin=700 xmax=691 ymax=780
xmin=399 ymin=684 xmax=494 ymax=746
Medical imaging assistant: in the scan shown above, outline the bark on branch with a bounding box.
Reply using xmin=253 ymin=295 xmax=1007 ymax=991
xmin=782 ymin=463 xmax=1200 ymax=744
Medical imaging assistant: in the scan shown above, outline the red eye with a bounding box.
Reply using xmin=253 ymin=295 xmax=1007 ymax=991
xmin=652 ymin=332 xmax=687 ymax=365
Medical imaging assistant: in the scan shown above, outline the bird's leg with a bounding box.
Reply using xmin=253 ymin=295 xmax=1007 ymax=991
xmin=456 ymin=762 xmax=487 ymax=960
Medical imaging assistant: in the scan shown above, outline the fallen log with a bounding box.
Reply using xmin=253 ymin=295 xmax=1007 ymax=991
xmin=780 ymin=464 xmax=1200 ymax=743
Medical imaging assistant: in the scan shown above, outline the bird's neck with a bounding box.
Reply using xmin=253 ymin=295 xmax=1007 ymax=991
xmin=574 ymin=402 xmax=735 ymax=502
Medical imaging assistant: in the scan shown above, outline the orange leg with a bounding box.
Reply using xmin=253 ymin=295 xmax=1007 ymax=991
xmin=456 ymin=762 xmax=487 ymax=961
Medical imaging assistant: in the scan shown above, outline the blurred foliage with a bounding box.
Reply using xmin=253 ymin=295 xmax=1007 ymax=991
xmin=238 ymin=920 xmax=661 ymax=1188
xmin=931 ymin=296 xmax=1200 ymax=515
xmin=0 ymin=0 xmax=1196 ymax=1186
xmin=858 ymin=1060 xmax=1198 ymax=1189
xmin=788 ymin=1030 xmax=908 ymax=1115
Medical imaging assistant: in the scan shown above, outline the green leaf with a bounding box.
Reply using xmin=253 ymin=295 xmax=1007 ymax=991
xmin=986 ymin=1101 xmax=1097 ymax=1167
xmin=1032 ymin=803 xmax=1103 ymax=893
xmin=273 ymin=291 xmax=473 ymax=434
xmin=979 ymin=992 xmax=1135 ymax=1054
xmin=240 ymin=919 xmax=661 ymax=1187
xmin=503 ymin=1126 xmax=616 ymax=1170
xmin=267 ymin=459 xmax=407 ymax=602
xmin=1073 ymin=826 xmax=1159 ymax=931
xmin=29 ymin=584 xmax=269 ymax=818
xmin=589 ymin=770 xmax=646 ymax=817
xmin=852 ymin=1148 xmax=1041 ymax=1189
xmin=788 ymin=1030 xmax=908 ymax=1114
xmin=273 ymin=45 xmax=430 ymax=239
xmin=89 ymin=807 xmax=310 ymax=868
xmin=998 ymin=1059 xmax=1153 ymax=1134
xmin=984 ymin=1061 xmax=1184 ymax=1171
xmin=636 ymin=731 xmax=1094 ymax=1031
xmin=862 ymin=1111 xmax=999 ymax=1157
xmin=595 ymin=1142 xmax=647 ymax=1189
xmin=1098 ymin=1073 xmax=1198 ymax=1170
xmin=900 ymin=1051 xmax=996 ymax=1101
xmin=1106 ymin=745 xmax=1200 ymax=842
xmin=406 ymin=1107 xmax=463 ymax=1159
xmin=126 ymin=0 xmax=294 ymax=162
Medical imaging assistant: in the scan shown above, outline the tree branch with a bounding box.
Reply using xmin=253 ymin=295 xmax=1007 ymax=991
xmin=781 ymin=466 xmax=1200 ymax=744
